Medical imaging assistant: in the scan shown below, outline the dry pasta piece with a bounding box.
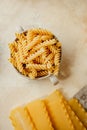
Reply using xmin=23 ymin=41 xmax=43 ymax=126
xmin=18 ymin=44 xmax=25 ymax=62
xmin=40 ymin=35 xmax=54 ymax=41
xmin=69 ymin=98 xmax=87 ymax=128
xmin=57 ymin=42 xmax=62 ymax=47
xmin=47 ymin=60 xmax=55 ymax=75
xmin=8 ymin=43 xmax=16 ymax=55
xmin=15 ymin=33 xmax=26 ymax=43
xmin=49 ymin=59 xmax=54 ymax=66
xmin=54 ymin=53 xmax=60 ymax=66
xmin=28 ymin=49 xmax=36 ymax=57
xmin=27 ymin=31 xmax=53 ymax=44
xmin=64 ymin=100 xmax=86 ymax=130
xmin=53 ymin=66 xmax=59 ymax=76
xmin=47 ymin=61 xmax=52 ymax=69
xmin=22 ymin=68 xmax=31 ymax=76
xmin=29 ymin=73 xmax=35 ymax=79
xmin=34 ymin=57 xmax=43 ymax=64
xmin=45 ymin=53 xmax=54 ymax=63
xmin=34 ymin=39 xmax=57 ymax=51
xmin=27 ymin=30 xmax=37 ymax=42
xmin=15 ymin=33 xmax=22 ymax=39
xmin=26 ymin=100 xmax=54 ymax=130
xmin=48 ymin=67 xmax=54 ymax=74
xmin=28 ymin=28 xmax=53 ymax=36
xmin=15 ymin=53 xmax=24 ymax=73
xmin=26 ymin=64 xmax=47 ymax=70
xmin=26 ymin=35 xmax=41 ymax=50
xmin=41 ymin=47 xmax=49 ymax=61
xmin=37 ymin=70 xmax=48 ymax=77
xmin=10 ymin=106 xmax=36 ymax=130
xmin=27 ymin=48 xmax=45 ymax=62
xmin=58 ymin=48 xmax=61 ymax=54
xmin=9 ymin=58 xmax=17 ymax=67
xmin=13 ymin=41 xmax=18 ymax=51
xmin=29 ymin=68 xmax=37 ymax=79
xmin=21 ymin=40 xmax=28 ymax=57
xmin=48 ymin=45 xmax=58 ymax=54
xmin=15 ymin=33 xmax=26 ymax=39
xmin=8 ymin=43 xmax=17 ymax=66
xmin=44 ymin=90 xmax=74 ymax=130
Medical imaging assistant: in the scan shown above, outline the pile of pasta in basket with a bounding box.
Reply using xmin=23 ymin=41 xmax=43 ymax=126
xmin=9 ymin=28 xmax=61 ymax=79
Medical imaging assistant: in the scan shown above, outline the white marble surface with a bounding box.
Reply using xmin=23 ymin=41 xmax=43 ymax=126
xmin=0 ymin=0 xmax=87 ymax=130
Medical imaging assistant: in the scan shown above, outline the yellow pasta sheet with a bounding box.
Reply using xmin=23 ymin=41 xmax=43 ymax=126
xmin=69 ymin=98 xmax=87 ymax=128
xmin=10 ymin=106 xmax=36 ymax=130
xmin=26 ymin=100 xmax=54 ymax=130
xmin=44 ymin=90 xmax=74 ymax=130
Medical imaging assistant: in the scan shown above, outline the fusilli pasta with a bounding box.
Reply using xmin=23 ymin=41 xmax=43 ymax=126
xmin=28 ymin=28 xmax=53 ymax=36
xmin=9 ymin=28 xmax=61 ymax=79
xmin=33 ymin=39 xmax=57 ymax=51
xmin=26 ymin=64 xmax=47 ymax=70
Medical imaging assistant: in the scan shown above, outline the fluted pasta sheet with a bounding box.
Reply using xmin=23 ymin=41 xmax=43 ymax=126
xmin=10 ymin=106 xmax=36 ymax=130
xmin=69 ymin=98 xmax=87 ymax=128
xmin=64 ymin=100 xmax=86 ymax=130
xmin=26 ymin=100 xmax=54 ymax=130
xmin=44 ymin=90 xmax=75 ymax=130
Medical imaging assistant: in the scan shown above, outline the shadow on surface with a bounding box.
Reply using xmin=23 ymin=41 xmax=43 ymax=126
xmin=58 ymin=51 xmax=76 ymax=80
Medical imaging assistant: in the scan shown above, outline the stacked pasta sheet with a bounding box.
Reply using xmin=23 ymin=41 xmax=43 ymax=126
xmin=8 ymin=28 xmax=61 ymax=79
xmin=10 ymin=90 xmax=87 ymax=130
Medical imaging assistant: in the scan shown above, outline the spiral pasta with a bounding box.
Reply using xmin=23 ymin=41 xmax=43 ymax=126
xmin=9 ymin=43 xmax=16 ymax=55
xmin=45 ymin=53 xmax=54 ymax=63
xmin=9 ymin=58 xmax=17 ymax=67
xmin=29 ymin=68 xmax=37 ymax=79
xmin=15 ymin=33 xmax=26 ymax=43
xmin=28 ymin=28 xmax=53 ymax=36
xmin=41 ymin=35 xmax=53 ymax=41
xmin=48 ymin=45 xmax=58 ymax=54
xmin=21 ymin=40 xmax=28 ymax=57
xmin=33 ymin=39 xmax=57 ymax=51
xmin=54 ymin=53 xmax=60 ymax=66
xmin=34 ymin=57 xmax=43 ymax=64
xmin=15 ymin=53 xmax=24 ymax=73
xmin=9 ymin=28 xmax=61 ymax=79
xmin=26 ymin=64 xmax=47 ymax=70
xmin=27 ymin=30 xmax=37 ymax=42
xmin=26 ymin=35 xmax=41 ymax=51
xmin=37 ymin=70 xmax=48 ymax=77
xmin=27 ymin=48 xmax=45 ymax=62
xmin=18 ymin=44 xmax=25 ymax=62
xmin=47 ymin=61 xmax=52 ymax=69
xmin=54 ymin=66 xmax=59 ymax=76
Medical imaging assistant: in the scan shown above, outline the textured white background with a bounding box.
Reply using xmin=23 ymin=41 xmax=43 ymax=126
xmin=0 ymin=0 xmax=87 ymax=130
